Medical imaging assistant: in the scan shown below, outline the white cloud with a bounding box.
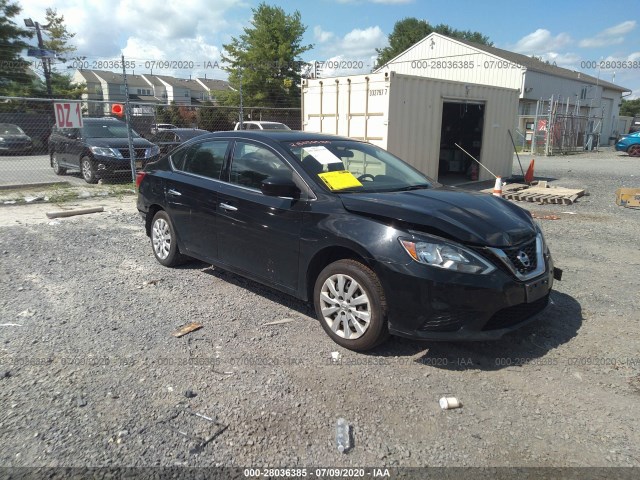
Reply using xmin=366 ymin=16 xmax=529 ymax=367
xmin=601 ymin=20 xmax=636 ymax=36
xmin=540 ymin=52 xmax=581 ymax=67
xmin=20 ymin=0 xmax=240 ymax=79
xmin=340 ymin=26 xmax=386 ymax=57
xmin=312 ymin=25 xmax=385 ymax=66
xmin=579 ymin=21 xmax=637 ymax=48
xmin=314 ymin=26 xmax=334 ymax=44
xmin=512 ymin=29 xmax=572 ymax=54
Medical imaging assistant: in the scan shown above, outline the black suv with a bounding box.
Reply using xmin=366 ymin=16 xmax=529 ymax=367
xmin=49 ymin=117 xmax=160 ymax=183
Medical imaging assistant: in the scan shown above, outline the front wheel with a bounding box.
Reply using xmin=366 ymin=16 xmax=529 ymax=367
xmin=628 ymin=145 xmax=640 ymax=157
xmin=150 ymin=210 xmax=187 ymax=267
xmin=51 ymin=152 xmax=66 ymax=175
xmin=314 ymin=259 xmax=389 ymax=351
xmin=81 ymin=156 xmax=98 ymax=183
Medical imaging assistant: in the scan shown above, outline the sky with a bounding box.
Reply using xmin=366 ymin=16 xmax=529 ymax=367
xmin=18 ymin=0 xmax=640 ymax=98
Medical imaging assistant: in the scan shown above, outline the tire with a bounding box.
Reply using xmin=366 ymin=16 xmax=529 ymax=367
xmin=150 ymin=210 xmax=187 ymax=267
xmin=313 ymin=259 xmax=389 ymax=351
xmin=51 ymin=152 xmax=66 ymax=175
xmin=628 ymin=145 xmax=640 ymax=157
xmin=81 ymin=156 xmax=98 ymax=184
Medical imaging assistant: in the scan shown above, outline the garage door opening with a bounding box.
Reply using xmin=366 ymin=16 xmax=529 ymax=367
xmin=438 ymin=101 xmax=485 ymax=184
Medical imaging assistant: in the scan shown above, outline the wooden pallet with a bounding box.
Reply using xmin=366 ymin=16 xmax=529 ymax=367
xmin=482 ymin=182 xmax=585 ymax=205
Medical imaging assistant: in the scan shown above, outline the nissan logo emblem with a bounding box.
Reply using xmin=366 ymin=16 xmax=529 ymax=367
xmin=517 ymin=251 xmax=531 ymax=268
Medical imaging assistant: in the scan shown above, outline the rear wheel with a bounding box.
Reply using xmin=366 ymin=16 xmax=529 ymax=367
xmin=314 ymin=259 xmax=389 ymax=351
xmin=81 ymin=156 xmax=98 ymax=183
xmin=150 ymin=210 xmax=187 ymax=267
xmin=51 ymin=152 xmax=66 ymax=175
xmin=628 ymin=145 xmax=640 ymax=157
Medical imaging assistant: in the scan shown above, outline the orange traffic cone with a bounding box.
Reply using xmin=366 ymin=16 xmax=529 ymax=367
xmin=524 ymin=159 xmax=535 ymax=184
xmin=492 ymin=176 xmax=503 ymax=197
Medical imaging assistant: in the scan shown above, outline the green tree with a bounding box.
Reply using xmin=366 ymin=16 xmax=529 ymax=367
xmin=620 ymin=98 xmax=640 ymax=117
xmin=221 ymin=2 xmax=312 ymax=108
xmin=0 ymin=0 xmax=34 ymax=94
xmin=196 ymin=102 xmax=235 ymax=131
xmin=375 ymin=18 xmax=492 ymax=69
xmin=41 ymin=8 xmax=76 ymax=60
xmin=38 ymin=8 xmax=84 ymax=98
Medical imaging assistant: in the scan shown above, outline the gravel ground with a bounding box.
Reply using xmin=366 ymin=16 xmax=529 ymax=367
xmin=1 ymin=148 xmax=639 ymax=471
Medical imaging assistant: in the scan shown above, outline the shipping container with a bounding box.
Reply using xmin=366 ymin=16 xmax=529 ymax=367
xmin=302 ymin=72 xmax=520 ymax=182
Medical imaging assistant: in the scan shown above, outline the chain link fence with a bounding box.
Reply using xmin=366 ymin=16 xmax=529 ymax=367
xmin=0 ymin=96 xmax=300 ymax=188
xmin=519 ymin=98 xmax=604 ymax=156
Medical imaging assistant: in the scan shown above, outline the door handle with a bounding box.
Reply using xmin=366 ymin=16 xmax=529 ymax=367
xmin=219 ymin=203 xmax=238 ymax=212
xmin=167 ymin=189 xmax=182 ymax=196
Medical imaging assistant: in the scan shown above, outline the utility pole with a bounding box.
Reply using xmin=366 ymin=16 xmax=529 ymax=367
xmin=24 ymin=19 xmax=53 ymax=97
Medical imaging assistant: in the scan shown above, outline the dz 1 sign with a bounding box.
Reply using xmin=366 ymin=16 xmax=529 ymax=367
xmin=54 ymin=102 xmax=83 ymax=129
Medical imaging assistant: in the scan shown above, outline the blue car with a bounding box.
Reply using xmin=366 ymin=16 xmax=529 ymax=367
xmin=615 ymin=131 xmax=640 ymax=157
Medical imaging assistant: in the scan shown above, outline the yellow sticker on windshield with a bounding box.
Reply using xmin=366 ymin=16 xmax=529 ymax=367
xmin=317 ymin=170 xmax=363 ymax=191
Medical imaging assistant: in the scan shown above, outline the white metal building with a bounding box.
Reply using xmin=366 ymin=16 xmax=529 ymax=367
xmin=302 ymin=72 xmax=520 ymax=182
xmin=374 ymin=33 xmax=631 ymax=143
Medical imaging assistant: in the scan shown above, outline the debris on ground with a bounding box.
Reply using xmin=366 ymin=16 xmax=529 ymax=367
xmin=263 ymin=318 xmax=296 ymax=326
xmin=159 ymin=408 xmax=228 ymax=455
xmin=336 ymin=417 xmax=350 ymax=453
xmin=482 ymin=181 xmax=585 ymax=205
xmin=172 ymin=322 xmax=203 ymax=338
xmin=439 ymin=396 xmax=462 ymax=410
xmin=615 ymin=187 xmax=640 ymax=208
xmin=532 ymin=213 xmax=561 ymax=220
xmin=45 ymin=206 xmax=105 ymax=219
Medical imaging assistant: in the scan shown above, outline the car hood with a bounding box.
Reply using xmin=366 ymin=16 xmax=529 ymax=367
xmin=339 ymin=187 xmax=536 ymax=247
xmin=85 ymin=138 xmax=154 ymax=148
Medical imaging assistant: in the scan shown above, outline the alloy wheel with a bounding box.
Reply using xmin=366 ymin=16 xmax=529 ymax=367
xmin=319 ymin=273 xmax=371 ymax=340
xmin=152 ymin=218 xmax=172 ymax=260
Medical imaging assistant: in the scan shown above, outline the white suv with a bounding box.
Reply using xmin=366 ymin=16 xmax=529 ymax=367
xmin=234 ymin=121 xmax=291 ymax=131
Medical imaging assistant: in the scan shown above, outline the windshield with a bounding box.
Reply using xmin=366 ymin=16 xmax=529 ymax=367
xmin=0 ymin=124 xmax=25 ymax=135
xmin=261 ymin=123 xmax=290 ymax=130
xmin=282 ymin=139 xmax=434 ymax=193
xmin=83 ymin=123 xmax=140 ymax=138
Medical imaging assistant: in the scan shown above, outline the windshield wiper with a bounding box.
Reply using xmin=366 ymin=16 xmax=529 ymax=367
xmin=394 ymin=184 xmax=431 ymax=191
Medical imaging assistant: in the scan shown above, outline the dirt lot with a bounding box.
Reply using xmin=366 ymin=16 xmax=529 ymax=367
xmin=1 ymin=149 xmax=639 ymax=474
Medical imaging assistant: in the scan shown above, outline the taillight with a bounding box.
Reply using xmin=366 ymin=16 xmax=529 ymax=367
xmin=135 ymin=171 xmax=146 ymax=189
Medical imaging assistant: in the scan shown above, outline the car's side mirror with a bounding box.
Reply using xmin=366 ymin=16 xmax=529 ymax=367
xmin=260 ymin=176 xmax=300 ymax=198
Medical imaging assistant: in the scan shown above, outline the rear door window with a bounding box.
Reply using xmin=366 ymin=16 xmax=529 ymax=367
xmin=171 ymin=140 xmax=230 ymax=180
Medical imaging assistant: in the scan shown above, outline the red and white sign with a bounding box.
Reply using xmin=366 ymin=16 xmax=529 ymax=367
xmin=54 ymin=102 xmax=83 ymax=129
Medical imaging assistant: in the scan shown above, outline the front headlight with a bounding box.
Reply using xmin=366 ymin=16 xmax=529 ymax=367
xmin=400 ymin=237 xmax=496 ymax=274
xmin=90 ymin=146 xmax=123 ymax=158
xmin=146 ymin=145 xmax=160 ymax=157
xmin=534 ymin=222 xmax=549 ymax=254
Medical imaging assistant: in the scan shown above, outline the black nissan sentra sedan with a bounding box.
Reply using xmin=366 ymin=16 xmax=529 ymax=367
xmin=137 ymin=131 xmax=559 ymax=351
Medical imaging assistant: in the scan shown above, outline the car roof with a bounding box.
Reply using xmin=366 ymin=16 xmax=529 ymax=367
xmin=170 ymin=128 xmax=209 ymax=133
xmin=81 ymin=117 xmax=125 ymax=123
xmin=193 ymin=130 xmax=354 ymax=142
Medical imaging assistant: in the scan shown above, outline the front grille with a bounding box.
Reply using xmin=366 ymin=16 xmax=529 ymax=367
xmin=502 ymin=238 xmax=538 ymax=275
xmin=419 ymin=311 xmax=475 ymax=332
xmin=119 ymin=148 xmax=147 ymax=159
xmin=482 ymin=295 xmax=549 ymax=331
